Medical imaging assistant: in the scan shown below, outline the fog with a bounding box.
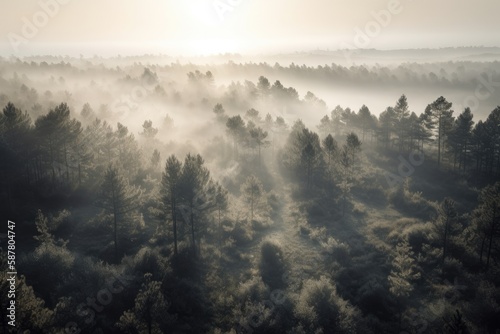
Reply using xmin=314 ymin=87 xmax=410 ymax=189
xmin=2 ymin=47 xmax=500 ymax=333
xmin=2 ymin=0 xmax=500 ymax=332
xmin=2 ymin=48 xmax=499 ymax=133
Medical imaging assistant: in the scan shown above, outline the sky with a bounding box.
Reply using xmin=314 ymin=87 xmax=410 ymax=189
xmin=0 ymin=0 xmax=499 ymax=56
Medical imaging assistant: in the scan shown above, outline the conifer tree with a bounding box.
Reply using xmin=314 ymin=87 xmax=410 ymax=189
xmin=240 ymin=175 xmax=264 ymax=222
xmin=97 ymin=166 xmax=141 ymax=259
xmin=161 ymin=155 xmax=182 ymax=255
xmin=388 ymin=238 xmax=420 ymax=329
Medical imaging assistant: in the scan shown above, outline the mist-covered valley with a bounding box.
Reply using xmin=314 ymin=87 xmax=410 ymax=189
xmin=1 ymin=47 xmax=500 ymax=334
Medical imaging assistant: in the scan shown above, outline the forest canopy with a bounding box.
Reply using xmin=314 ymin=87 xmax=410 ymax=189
xmin=0 ymin=53 xmax=500 ymax=333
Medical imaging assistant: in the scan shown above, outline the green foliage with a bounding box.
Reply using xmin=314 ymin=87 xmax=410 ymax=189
xmin=161 ymin=154 xmax=183 ymax=254
xmin=442 ymin=309 xmax=470 ymax=334
xmin=97 ymin=166 xmax=142 ymax=259
xmin=259 ymin=241 xmax=286 ymax=289
xmin=322 ymin=134 xmax=338 ymax=170
xmin=448 ymin=108 xmax=474 ymax=172
xmin=248 ymin=126 xmax=270 ymax=160
xmin=237 ymin=276 xmax=270 ymax=303
xmin=283 ymin=123 xmax=324 ymax=187
xmin=226 ymin=115 xmax=246 ymax=156
xmin=471 ymin=182 xmax=500 ymax=270
xmin=240 ymin=175 xmax=265 ymax=222
xmin=464 ymin=279 xmax=500 ymax=333
xmin=117 ymin=273 xmax=174 ymax=333
xmin=212 ymin=182 xmax=229 ymax=234
xmin=428 ymin=96 xmax=454 ymax=166
xmin=141 ymin=120 xmax=158 ymax=139
xmin=294 ymin=276 xmax=359 ymax=333
xmin=34 ymin=102 xmax=83 ymax=186
xmin=3 ymin=64 xmax=500 ymax=334
xmin=388 ymin=178 xmax=437 ymax=220
xmin=122 ymin=247 xmax=170 ymax=281
xmin=150 ymin=149 xmax=161 ymax=170
xmin=20 ymin=241 xmax=75 ymax=307
xmin=14 ymin=275 xmax=54 ymax=331
xmin=179 ymin=153 xmax=211 ymax=251
xmin=388 ymin=238 xmax=421 ymax=298
xmin=34 ymin=209 xmax=54 ymax=245
xmin=433 ymin=198 xmax=459 ymax=265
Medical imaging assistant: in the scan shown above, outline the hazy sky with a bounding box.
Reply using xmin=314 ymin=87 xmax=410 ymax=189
xmin=0 ymin=0 xmax=499 ymax=56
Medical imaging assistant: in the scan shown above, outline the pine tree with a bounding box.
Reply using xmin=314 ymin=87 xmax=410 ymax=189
xmin=141 ymin=120 xmax=158 ymax=139
xmin=213 ymin=103 xmax=227 ymax=124
xmin=161 ymin=155 xmax=182 ymax=255
xmin=322 ymin=134 xmax=338 ymax=172
xmin=283 ymin=123 xmax=323 ymax=188
xmin=179 ymin=154 xmax=210 ymax=253
xmin=338 ymin=145 xmax=352 ymax=217
xmin=483 ymin=107 xmax=500 ymax=175
xmin=472 ymin=182 xmax=500 ymax=270
xmin=33 ymin=209 xmax=54 ymax=245
xmin=388 ymin=238 xmax=421 ymax=329
xmin=356 ymin=104 xmax=373 ymax=142
xmin=0 ymin=102 xmax=32 ymax=156
xmin=226 ymin=115 xmax=246 ymax=158
xmin=394 ymin=94 xmax=411 ymax=152
xmin=214 ymin=182 xmax=228 ymax=234
xmin=419 ymin=105 xmax=436 ymax=152
xmin=249 ymin=127 xmax=270 ymax=162
xmin=428 ymin=96 xmax=454 ymax=167
xmin=245 ymin=108 xmax=260 ymax=123
xmin=97 ymin=166 xmax=141 ymax=259
xmin=346 ymin=132 xmax=361 ymax=174
xmin=150 ymin=149 xmax=161 ymax=170
xmin=35 ymin=103 xmax=82 ymax=186
xmin=117 ymin=273 xmax=173 ymax=334
xmin=240 ymin=175 xmax=264 ymax=222
xmin=388 ymin=239 xmax=420 ymax=297
xmin=448 ymin=108 xmax=474 ymax=172
xmin=330 ymin=105 xmax=344 ymax=136
xmin=317 ymin=115 xmax=332 ymax=138
xmin=116 ymin=122 xmax=141 ymax=177
xmin=0 ymin=102 xmax=35 ymax=206
xmin=434 ymin=198 xmax=458 ymax=268
xmin=378 ymin=106 xmax=396 ymax=148
xmin=471 ymin=120 xmax=491 ymax=173
xmin=407 ymin=112 xmax=421 ymax=151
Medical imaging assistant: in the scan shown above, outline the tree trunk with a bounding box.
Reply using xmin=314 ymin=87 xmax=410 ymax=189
xmin=437 ymin=115 xmax=442 ymax=168
xmin=486 ymin=211 xmax=496 ymax=271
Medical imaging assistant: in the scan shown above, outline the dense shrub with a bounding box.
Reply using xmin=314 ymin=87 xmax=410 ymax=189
xmin=259 ymin=241 xmax=287 ymax=289
xmin=19 ymin=243 xmax=75 ymax=306
xmin=121 ymin=246 xmax=169 ymax=281
xmin=294 ymin=276 xmax=359 ymax=333
xmin=237 ymin=276 xmax=270 ymax=303
xmin=388 ymin=179 xmax=438 ymax=220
